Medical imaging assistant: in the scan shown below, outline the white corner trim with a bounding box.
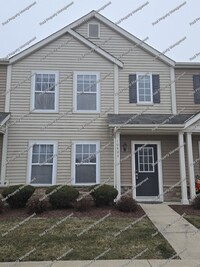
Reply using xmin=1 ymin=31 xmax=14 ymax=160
xmin=68 ymin=29 xmax=123 ymax=68
xmin=170 ymin=67 xmax=177 ymax=115
xmin=115 ymin=131 xmax=121 ymax=198
xmin=0 ymin=126 xmax=8 ymax=185
xmin=5 ymin=65 xmax=12 ymax=112
xmin=114 ymin=65 xmax=119 ymax=114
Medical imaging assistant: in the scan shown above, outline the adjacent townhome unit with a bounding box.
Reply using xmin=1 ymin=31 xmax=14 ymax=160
xmin=1 ymin=11 xmax=200 ymax=204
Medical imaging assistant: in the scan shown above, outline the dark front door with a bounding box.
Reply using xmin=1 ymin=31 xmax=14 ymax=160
xmin=135 ymin=144 xmax=159 ymax=197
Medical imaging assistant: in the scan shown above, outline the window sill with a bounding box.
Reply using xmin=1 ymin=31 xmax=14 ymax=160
xmin=29 ymin=184 xmax=54 ymax=187
xmin=72 ymin=183 xmax=98 ymax=187
xmin=72 ymin=111 xmax=100 ymax=114
xmin=31 ymin=110 xmax=59 ymax=114
xmin=136 ymin=103 xmax=154 ymax=106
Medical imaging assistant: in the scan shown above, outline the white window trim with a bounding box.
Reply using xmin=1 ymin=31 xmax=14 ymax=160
xmin=27 ymin=140 xmax=57 ymax=186
xmin=136 ymin=73 xmax=153 ymax=105
xmin=73 ymin=71 xmax=100 ymax=113
xmin=31 ymin=70 xmax=59 ymax=113
xmin=88 ymin=23 xmax=100 ymax=38
xmin=71 ymin=141 xmax=100 ymax=186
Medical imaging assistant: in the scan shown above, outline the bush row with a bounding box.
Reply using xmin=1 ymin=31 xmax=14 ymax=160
xmin=0 ymin=184 xmax=139 ymax=214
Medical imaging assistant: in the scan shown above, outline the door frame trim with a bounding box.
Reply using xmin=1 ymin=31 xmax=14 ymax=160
xmin=131 ymin=141 xmax=163 ymax=202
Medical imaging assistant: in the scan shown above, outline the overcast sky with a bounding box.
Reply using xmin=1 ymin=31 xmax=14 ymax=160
xmin=0 ymin=0 xmax=200 ymax=62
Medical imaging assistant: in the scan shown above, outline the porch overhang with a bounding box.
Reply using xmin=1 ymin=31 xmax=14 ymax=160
xmin=108 ymin=114 xmax=193 ymax=133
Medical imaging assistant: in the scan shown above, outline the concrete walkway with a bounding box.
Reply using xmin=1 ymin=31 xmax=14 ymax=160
xmin=141 ymin=203 xmax=200 ymax=260
xmin=0 ymin=260 xmax=200 ymax=267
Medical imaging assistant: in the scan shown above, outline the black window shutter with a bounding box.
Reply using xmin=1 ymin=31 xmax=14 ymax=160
xmin=152 ymin=74 xmax=160 ymax=103
xmin=129 ymin=74 xmax=137 ymax=103
xmin=193 ymin=75 xmax=200 ymax=104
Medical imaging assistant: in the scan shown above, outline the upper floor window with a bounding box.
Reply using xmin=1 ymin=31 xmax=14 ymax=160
xmin=74 ymin=72 xmax=100 ymax=112
xmin=88 ymin=23 xmax=100 ymax=38
xmin=31 ymin=71 xmax=58 ymax=112
xmin=137 ymin=74 xmax=152 ymax=104
xmin=129 ymin=73 xmax=160 ymax=104
xmin=193 ymin=75 xmax=200 ymax=104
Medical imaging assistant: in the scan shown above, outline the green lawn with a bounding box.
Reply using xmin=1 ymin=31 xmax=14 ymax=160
xmin=0 ymin=216 xmax=178 ymax=262
xmin=185 ymin=215 xmax=200 ymax=229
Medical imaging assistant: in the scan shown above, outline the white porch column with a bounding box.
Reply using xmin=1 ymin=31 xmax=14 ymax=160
xmin=186 ymin=133 xmax=196 ymax=200
xmin=114 ymin=130 xmax=121 ymax=198
xmin=178 ymin=132 xmax=189 ymax=204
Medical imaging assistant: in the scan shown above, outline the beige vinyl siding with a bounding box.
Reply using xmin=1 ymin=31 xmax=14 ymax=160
xmin=7 ymin=34 xmax=114 ymax=185
xmin=120 ymin=135 xmax=181 ymax=187
xmin=175 ymin=68 xmax=200 ymax=114
xmin=75 ymin=18 xmax=172 ymax=114
xmin=0 ymin=65 xmax=7 ymax=112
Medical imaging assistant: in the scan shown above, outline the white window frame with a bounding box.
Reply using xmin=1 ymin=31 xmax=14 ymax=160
xmin=73 ymin=71 xmax=100 ymax=113
xmin=27 ymin=140 xmax=57 ymax=186
xmin=31 ymin=71 xmax=59 ymax=113
xmin=71 ymin=141 xmax=100 ymax=186
xmin=88 ymin=23 xmax=100 ymax=38
xmin=137 ymin=73 xmax=153 ymax=104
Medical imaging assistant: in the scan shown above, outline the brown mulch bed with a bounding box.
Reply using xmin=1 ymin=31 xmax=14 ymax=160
xmin=169 ymin=205 xmax=200 ymax=216
xmin=0 ymin=205 xmax=145 ymax=220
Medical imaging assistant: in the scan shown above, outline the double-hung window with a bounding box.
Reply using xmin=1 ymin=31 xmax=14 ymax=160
xmin=74 ymin=72 xmax=100 ymax=112
xmin=28 ymin=141 xmax=57 ymax=185
xmin=32 ymin=71 xmax=58 ymax=112
xmin=137 ymin=74 xmax=152 ymax=104
xmin=73 ymin=142 xmax=100 ymax=185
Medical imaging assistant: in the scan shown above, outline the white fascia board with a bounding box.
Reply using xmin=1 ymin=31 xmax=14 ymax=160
xmin=184 ymin=113 xmax=200 ymax=129
xmin=93 ymin=13 xmax=175 ymax=67
xmin=68 ymin=29 xmax=123 ymax=68
xmin=109 ymin=124 xmax=184 ymax=129
xmin=9 ymin=11 xmax=97 ymax=64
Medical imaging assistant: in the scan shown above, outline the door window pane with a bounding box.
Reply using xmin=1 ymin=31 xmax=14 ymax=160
xmin=138 ymin=147 xmax=154 ymax=173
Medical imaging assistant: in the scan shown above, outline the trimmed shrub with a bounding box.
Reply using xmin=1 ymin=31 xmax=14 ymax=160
xmin=90 ymin=184 xmax=118 ymax=206
xmin=116 ymin=196 xmax=138 ymax=212
xmin=74 ymin=197 xmax=93 ymax=211
xmin=2 ymin=185 xmax=35 ymax=208
xmin=0 ymin=197 xmax=4 ymax=213
xmin=27 ymin=196 xmax=48 ymax=214
xmin=192 ymin=194 xmax=200 ymax=209
xmin=46 ymin=185 xmax=79 ymax=209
